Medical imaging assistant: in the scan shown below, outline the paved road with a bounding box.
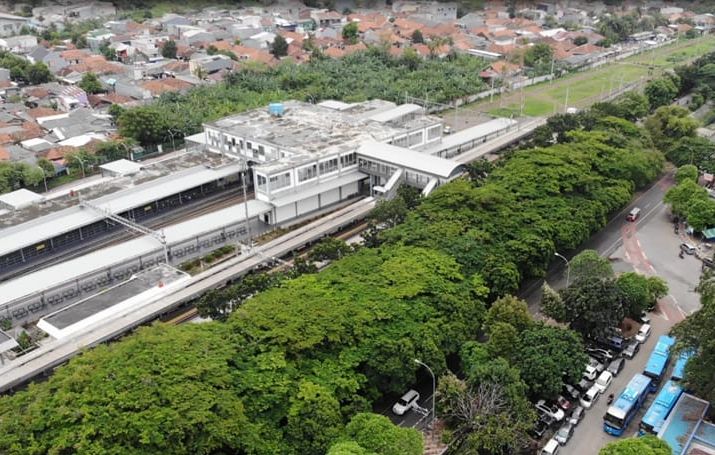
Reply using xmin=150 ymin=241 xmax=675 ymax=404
xmin=542 ymin=171 xmax=703 ymax=454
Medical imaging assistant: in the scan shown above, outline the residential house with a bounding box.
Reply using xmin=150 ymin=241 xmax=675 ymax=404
xmin=189 ymin=54 xmax=234 ymax=76
xmin=243 ymin=31 xmax=277 ymax=49
xmin=160 ymin=14 xmax=193 ymax=34
xmin=311 ymin=10 xmax=342 ymax=28
xmin=0 ymin=13 xmax=30 ymax=37
xmin=392 ymin=1 xmax=458 ymax=21
xmin=0 ymin=35 xmax=38 ymax=54
xmin=86 ymin=29 xmax=115 ymax=51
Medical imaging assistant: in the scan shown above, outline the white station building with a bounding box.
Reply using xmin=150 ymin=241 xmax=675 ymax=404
xmin=195 ymin=100 xmax=471 ymax=225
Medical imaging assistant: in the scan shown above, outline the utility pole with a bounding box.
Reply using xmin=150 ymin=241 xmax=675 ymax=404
xmin=489 ymin=76 xmax=495 ymax=103
xmin=564 ymin=86 xmax=570 ymax=112
xmin=550 ymin=56 xmax=555 ymax=85
xmin=241 ymin=154 xmax=252 ymax=252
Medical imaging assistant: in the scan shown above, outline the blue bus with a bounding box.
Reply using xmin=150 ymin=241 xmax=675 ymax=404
xmin=639 ymin=380 xmax=683 ymax=435
xmin=604 ymin=374 xmax=652 ymax=436
xmin=643 ymin=335 xmax=676 ymax=392
xmin=671 ymin=350 xmax=693 ymax=382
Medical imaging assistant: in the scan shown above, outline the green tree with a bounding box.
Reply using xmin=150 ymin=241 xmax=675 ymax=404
xmin=333 ymin=413 xmax=422 ymax=455
xmin=558 ymin=277 xmax=625 ymax=338
xmin=513 ymin=324 xmax=588 ymax=399
xmin=616 ymin=272 xmax=667 ymax=317
xmin=573 ymin=36 xmax=588 ymax=46
xmin=665 ymin=179 xmax=708 ymax=218
xmin=486 ymin=321 xmax=519 ymax=360
xmin=569 ymin=249 xmax=614 ymax=283
xmin=286 ymin=381 xmax=344 ymax=455
xmin=671 ymin=271 xmax=715 ymax=405
xmin=161 ymin=39 xmax=178 ymax=59
xmin=99 ymin=39 xmax=116 ymax=60
xmin=599 ymin=435 xmax=671 ymax=455
xmin=483 ymin=295 xmax=533 ymax=334
xmin=645 ymin=105 xmax=698 ymax=151
xmin=78 ymin=71 xmax=104 ymax=94
xmin=411 ymin=29 xmax=424 ymax=44
xmin=675 ymin=164 xmax=699 ymax=184
xmin=118 ymin=106 xmax=170 ymax=145
xmin=342 ymin=22 xmax=359 ymax=44
xmin=25 ymin=62 xmax=52 ymax=85
xmin=645 ymin=77 xmax=679 ymax=110
xmin=21 ymin=164 xmax=44 ymax=188
xmin=196 ymin=272 xmax=281 ymax=321
xmin=524 ymin=43 xmax=553 ymax=69
xmin=271 ymin=34 xmax=289 ymax=58
xmin=308 ymin=237 xmax=354 ymax=262
xmin=37 ymin=158 xmax=55 ymax=178
xmin=541 ymin=283 xmax=566 ymax=321
xmin=617 ymin=91 xmax=650 ymax=121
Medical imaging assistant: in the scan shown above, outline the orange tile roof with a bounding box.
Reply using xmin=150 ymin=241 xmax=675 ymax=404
xmin=490 ymin=60 xmax=521 ymax=74
xmin=141 ymin=78 xmax=193 ymax=96
xmin=60 ymin=49 xmax=92 ymax=61
xmin=0 ymin=134 xmax=13 ymax=144
xmin=26 ymin=107 xmax=59 ymax=119
xmin=44 ymin=146 xmax=76 ymax=161
xmin=324 ymin=46 xmax=344 ymax=58
xmin=232 ymin=45 xmax=276 ymax=65
xmin=344 ymin=42 xmax=367 ymax=55
xmin=0 ymin=146 xmax=9 ymax=160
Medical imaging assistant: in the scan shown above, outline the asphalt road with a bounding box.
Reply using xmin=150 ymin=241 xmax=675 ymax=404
xmin=547 ymin=171 xmax=703 ymax=454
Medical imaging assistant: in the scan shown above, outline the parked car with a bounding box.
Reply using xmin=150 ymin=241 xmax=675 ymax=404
xmin=579 ymin=385 xmax=601 ymax=409
xmin=607 ymin=358 xmax=625 ymax=377
xmin=569 ymin=405 xmax=585 ymax=426
xmin=536 ymin=400 xmax=565 ymax=422
xmin=563 ymin=384 xmax=581 ymax=401
xmin=594 ymin=371 xmax=614 ymax=394
xmin=556 ymin=395 xmax=572 ymax=411
xmin=637 ymin=311 xmax=651 ymax=324
xmin=554 ymin=422 xmax=575 ymax=445
xmin=635 ymin=324 xmax=652 ymax=344
xmin=622 ymin=340 xmax=641 ymax=359
xmin=392 ymin=390 xmax=420 ymax=415
xmin=530 ymin=416 xmax=551 ymax=439
xmin=540 ymin=438 xmax=561 ymax=455
xmin=681 ymin=243 xmax=697 ymax=255
xmin=583 ymin=364 xmax=598 ymax=381
xmin=586 ymin=347 xmax=614 ymax=363
xmin=575 ymin=378 xmax=594 ymax=394
xmin=596 ymin=335 xmax=626 ymax=352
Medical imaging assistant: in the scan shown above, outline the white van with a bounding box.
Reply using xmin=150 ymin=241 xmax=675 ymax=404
xmin=541 ymin=438 xmax=560 ymax=455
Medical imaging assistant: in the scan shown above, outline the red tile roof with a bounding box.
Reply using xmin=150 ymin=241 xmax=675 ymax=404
xmin=0 ymin=146 xmax=9 ymax=161
xmin=26 ymin=107 xmax=59 ymax=119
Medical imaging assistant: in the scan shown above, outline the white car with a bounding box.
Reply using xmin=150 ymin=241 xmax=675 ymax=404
xmin=536 ymin=400 xmax=565 ymax=422
xmin=540 ymin=438 xmax=561 ymax=455
xmin=583 ymin=364 xmax=598 ymax=381
xmin=392 ymin=390 xmax=420 ymax=415
xmin=579 ymin=385 xmax=601 ymax=409
xmin=594 ymin=371 xmax=614 ymax=394
xmin=636 ymin=324 xmax=652 ymax=344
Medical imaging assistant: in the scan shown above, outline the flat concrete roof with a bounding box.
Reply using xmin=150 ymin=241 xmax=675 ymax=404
xmin=357 ymin=140 xmax=465 ymax=179
xmin=0 ymin=330 xmax=17 ymax=354
xmin=205 ymin=100 xmax=443 ymax=175
xmin=100 ymin=159 xmax=143 ymax=176
xmin=0 ymin=188 xmax=45 ymax=210
xmin=0 ymin=162 xmax=243 ymax=258
xmin=0 ymin=199 xmax=272 ymax=306
xmin=41 ymin=267 xmax=181 ymax=330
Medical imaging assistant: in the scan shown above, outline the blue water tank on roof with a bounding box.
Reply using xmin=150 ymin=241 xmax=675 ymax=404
xmin=269 ymin=103 xmax=285 ymax=116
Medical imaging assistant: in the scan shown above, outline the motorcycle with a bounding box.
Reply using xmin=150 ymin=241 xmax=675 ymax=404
xmin=607 ymin=394 xmax=615 ymax=405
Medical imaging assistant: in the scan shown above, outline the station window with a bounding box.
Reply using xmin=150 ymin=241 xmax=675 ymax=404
xmin=319 ymin=158 xmax=338 ymax=175
xmin=428 ymin=125 xmax=441 ymax=140
xmin=298 ymin=164 xmax=318 ymax=182
xmin=258 ymin=145 xmax=265 ymax=155
xmin=269 ymin=172 xmax=291 ymax=190
xmin=408 ymin=131 xmax=423 ymax=147
xmin=256 ymin=174 xmax=267 ymax=192
xmin=340 ymin=153 xmax=357 ymax=167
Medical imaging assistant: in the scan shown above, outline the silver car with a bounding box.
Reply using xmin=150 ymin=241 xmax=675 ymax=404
xmin=554 ymin=422 xmax=574 ymax=445
xmin=569 ymin=406 xmax=585 ymax=426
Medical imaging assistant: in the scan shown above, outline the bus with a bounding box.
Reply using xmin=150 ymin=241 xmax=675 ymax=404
xmin=643 ymin=335 xmax=676 ymax=392
xmin=604 ymin=374 xmax=652 ymax=436
xmin=671 ymin=350 xmax=693 ymax=382
xmin=639 ymin=380 xmax=683 ymax=435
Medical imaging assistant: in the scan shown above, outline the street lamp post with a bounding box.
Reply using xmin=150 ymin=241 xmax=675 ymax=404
xmin=75 ymin=155 xmax=86 ymax=178
xmin=554 ymin=252 xmax=570 ymax=287
xmin=167 ymin=129 xmax=177 ymax=152
xmin=36 ymin=165 xmax=48 ymax=193
xmin=414 ymin=359 xmax=436 ymax=430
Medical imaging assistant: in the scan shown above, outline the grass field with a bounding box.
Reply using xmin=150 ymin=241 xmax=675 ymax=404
xmin=472 ymin=35 xmax=715 ymax=118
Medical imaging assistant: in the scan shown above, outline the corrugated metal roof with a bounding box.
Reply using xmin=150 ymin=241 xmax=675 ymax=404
xmin=424 ymin=118 xmax=517 ymax=154
xmin=0 ymin=163 xmax=243 ymax=257
xmin=0 ymin=199 xmax=272 ymax=306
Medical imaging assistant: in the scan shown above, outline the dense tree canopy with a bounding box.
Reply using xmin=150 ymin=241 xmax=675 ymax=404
xmin=599 ymin=435 xmax=671 ymax=455
xmin=118 ymin=49 xmax=489 ymax=146
xmin=672 ymin=271 xmax=715 ymax=406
